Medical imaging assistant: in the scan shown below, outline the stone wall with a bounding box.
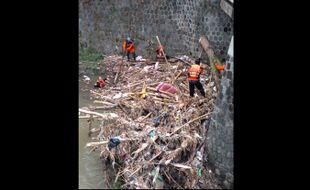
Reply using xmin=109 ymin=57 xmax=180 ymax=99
xmin=79 ymin=0 xmax=234 ymax=188
xmin=79 ymin=0 xmax=233 ymax=60
xmin=205 ymin=53 xmax=234 ymax=189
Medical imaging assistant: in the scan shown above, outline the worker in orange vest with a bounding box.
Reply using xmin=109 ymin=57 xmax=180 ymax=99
xmin=187 ymin=58 xmax=205 ymax=97
xmin=122 ymin=37 xmax=136 ymax=61
xmin=215 ymin=59 xmax=225 ymax=76
xmin=156 ymin=45 xmax=164 ymax=60
xmin=94 ymin=76 xmax=106 ymax=88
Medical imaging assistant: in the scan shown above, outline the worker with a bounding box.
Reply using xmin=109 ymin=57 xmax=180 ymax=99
xmin=156 ymin=45 xmax=164 ymax=60
xmin=94 ymin=76 xmax=106 ymax=88
xmin=215 ymin=59 xmax=225 ymax=76
xmin=155 ymin=45 xmax=170 ymax=60
xmin=123 ymin=37 xmax=136 ymax=61
xmin=187 ymin=58 xmax=205 ymax=97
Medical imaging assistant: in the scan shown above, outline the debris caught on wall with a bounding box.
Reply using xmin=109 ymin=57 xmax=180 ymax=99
xmin=79 ymin=55 xmax=222 ymax=189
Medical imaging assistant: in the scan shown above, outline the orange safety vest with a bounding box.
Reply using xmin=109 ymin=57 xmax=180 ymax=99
xmin=188 ymin=65 xmax=202 ymax=80
xmin=127 ymin=42 xmax=135 ymax=53
xmin=215 ymin=64 xmax=225 ymax=70
xmin=122 ymin=41 xmax=127 ymax=51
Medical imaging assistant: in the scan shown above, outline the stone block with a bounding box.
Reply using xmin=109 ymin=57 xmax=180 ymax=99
xmin=215 ymin=168 xmax=221 ymax=176
xmin=223 ymin=180 xmax=230 ymax=189
xmin=229 ymin=103 xmax=233 ymax=112
xmin=227 ymin=71 xmax=232 ymax=80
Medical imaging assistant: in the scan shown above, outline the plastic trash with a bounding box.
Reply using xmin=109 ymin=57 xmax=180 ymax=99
xmin=179 ymin=55 xmax=190 ymax=61
xmin=155 ymin=62 xmax=159 ymax=70
xmin=213 ymin=86 xmax=217 ymax=92
xmin=154 ymin=116 xmax=161 ymax=123
xmin=150 ymin=167 xmax=163 ymax=188
xmin=149 ymin=130 xmax=155 ymax=139
xmin=130 ymin=175 xmax=136 ymax=184
xmin=156 ymin=82 xmax=177 ymax=94
xmin=198 ymin=168 xmax=203 ymax=177
xmin=108 ymin=137 xmax=121 ymax=150
xmin=136 ymin=56 xmax=146 ymax=61
xmin=113 ymin=92 xmax=123 ymax=99
xmin=83 ymin=75 xmax=90 ymax=82
xmin=163 ymin=112 xmax=169 ymax=118
xmin=197 ymin=151 xmax=202 ymax=161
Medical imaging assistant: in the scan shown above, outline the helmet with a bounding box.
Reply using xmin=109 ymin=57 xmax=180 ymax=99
xmin=126 ymin=37 xmax=131 ymax=41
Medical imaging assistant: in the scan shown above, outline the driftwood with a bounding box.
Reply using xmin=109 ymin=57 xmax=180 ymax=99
xmin=93 ymin=100 xmax=117 ymax=106
xmin=86 ymin=138 xmax=139 ymax=148
xmin=199 ymin=36 xmax=221 ymax=90
xmin=79 ymin=109 xmax=119 ymax=120
xmin=80 ymin=54 xmax=220 ymax=189
xmin=79 ymin=115 xmax=100 ymax=119
xmin=167 ymin=113 xmax=211 ymax=136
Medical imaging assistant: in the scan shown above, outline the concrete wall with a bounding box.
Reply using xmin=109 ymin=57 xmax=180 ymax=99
xmin=79 ymin=0 xmax=233 ymax=60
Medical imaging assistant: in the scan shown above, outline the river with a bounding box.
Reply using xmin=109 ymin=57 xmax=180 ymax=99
xmin=79 ymin=75 xmax=107 ymax=189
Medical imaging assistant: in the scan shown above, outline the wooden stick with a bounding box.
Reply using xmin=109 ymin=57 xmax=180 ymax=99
xmin=170 ymin=163 xmax=192 ymax=170
xmin=131 ymin=143 xmax=149 ymax=157
xmin=173 ymin=71 xmax=183 ymax=83
xmin=79 ymin=115 xmax=100 ymax=119
xmin=128 ymin=166 xmax=143 ymax=177
xmin=86 ymin=138 xmax=139 ymax=147
xmin=90 ymin=127 xmax=101 ymax=134
xmin=114 ymin=56 xmax=125 ymax=84
xmin=199 ymin=36 xmax=220 ymax=90
xmin=167 ymin=113 xmax=210 ymax=137
xmin=154 ymin=101 xmax=171 ymax=106
xmin=151 ymin=96 xmax=180 ymax=103
xmin=90 ymin=90 xmax=117 ymax=103
xmin=147 ymin=92 xmax=172 ymax=99
xmin=93 ymin=100 xmax=117 ymax=106
xmin=140 ymin=112 xmax=152 ymax=121
xmin=147 ymin=151 xmax=163 ymax=163
xmin=79 ymin=109 xmax=119 ymax=120
xmin=90 ymin=105 xmax=118 ymax=110
xmin=156 ymin=36 xmax=175 ymax=82
xmin=164 ymin=170 xmax=184 ymax=189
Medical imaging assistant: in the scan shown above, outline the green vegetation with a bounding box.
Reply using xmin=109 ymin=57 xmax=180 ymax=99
xmin=79 ymin=47 xmax=104 ymax=62
xmin=79 ymin=47 xmax=106 ymax=76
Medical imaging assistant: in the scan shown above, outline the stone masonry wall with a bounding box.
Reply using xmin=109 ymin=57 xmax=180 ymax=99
xmin=79 ymin=0 xmax=234 ymax=188
xmin=79 ymin=0 xmax=233 ymax=60
xmin=205 ymin=54 xmax=234 ymax=189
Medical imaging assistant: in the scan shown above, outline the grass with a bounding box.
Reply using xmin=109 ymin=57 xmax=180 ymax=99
xmin=79 ymin=47 xmax=104 ymax=62
xmin=79 ymin=47 xmax=106 ymax=77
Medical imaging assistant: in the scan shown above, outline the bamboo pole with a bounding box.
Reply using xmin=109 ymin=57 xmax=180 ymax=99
xmin=167 ymin=113 xmax=211 ymax=137
xmin=156 ymin=36 xmax=175 ymax=82
xmin=199 ymin=36 xmax=220 ymax=90
xmin=79 ymin=115 xmax=100 ymax=119
xmin=79 ymin=109 xmax=119 ymax=120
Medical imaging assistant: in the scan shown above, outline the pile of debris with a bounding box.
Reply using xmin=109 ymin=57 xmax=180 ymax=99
xmin=79 ymin=55 xmax=221 ymax=189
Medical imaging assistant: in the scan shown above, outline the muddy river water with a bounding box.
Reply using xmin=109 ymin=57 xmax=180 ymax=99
xmin=79 ymin=76 xmax=107 ymax=189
